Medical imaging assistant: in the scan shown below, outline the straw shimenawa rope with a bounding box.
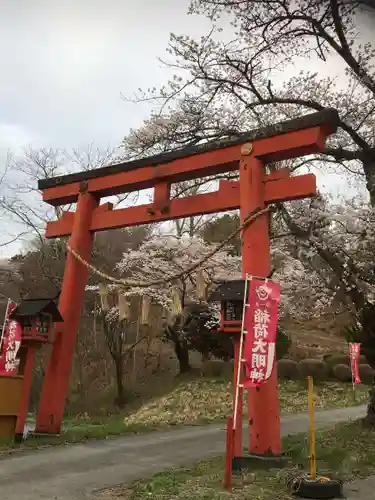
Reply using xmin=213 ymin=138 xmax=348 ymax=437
xmin=66 ymin=205 xmax=274 ymax=289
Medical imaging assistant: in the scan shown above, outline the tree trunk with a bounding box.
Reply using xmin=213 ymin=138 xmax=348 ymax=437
xmin=363 ymin=154 xmax=375 ymax=207
xmin=360 ymin=344 xmax=375 ymax=425
xmin=114 ymin=356 xmax=126 ymax=408
xmin=365 ymin=381 xmax=375 ymax=426
xmin=174 ymin=338 xmax=191 ymax=374
xmin=361 ymin=153 xmax=375 ymax=420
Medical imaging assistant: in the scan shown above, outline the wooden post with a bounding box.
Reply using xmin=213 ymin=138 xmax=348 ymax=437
xmin=232 ymin=338 xmax=243 ymax=456
xmin=35 ymin=191 xmax=99 ymax=434
xmin=224 ymin=415 xmax=234 ymax=489
xmin=15 ymin=344 xmax=36 ymax=438
xmin=239 ymin=151 xmax=281 ymax=455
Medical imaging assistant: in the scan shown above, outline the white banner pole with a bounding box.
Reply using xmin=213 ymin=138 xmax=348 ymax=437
xmin=0 ymin=299 xmax=11 ymax=352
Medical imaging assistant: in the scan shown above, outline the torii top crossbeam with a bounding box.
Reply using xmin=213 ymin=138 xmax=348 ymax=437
xmin=39 ymin=109 xmax=338 ymax=239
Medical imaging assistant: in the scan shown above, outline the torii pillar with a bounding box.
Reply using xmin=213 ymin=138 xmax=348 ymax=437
xmin=35 ymin=187 xmax=99 ymax=433
xmin=240 ymin=149 xmax=280 ymax=455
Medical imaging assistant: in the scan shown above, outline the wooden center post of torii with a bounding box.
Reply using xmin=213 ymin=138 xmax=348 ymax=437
xmin=35 ymin=110 xmax=338 ymax=454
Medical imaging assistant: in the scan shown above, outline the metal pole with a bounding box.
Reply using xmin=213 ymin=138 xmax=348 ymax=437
xmin=308 ymin=376 xmax=316 ymax=480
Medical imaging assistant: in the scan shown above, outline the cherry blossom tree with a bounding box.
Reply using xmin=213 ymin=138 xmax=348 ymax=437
xmin=119 ymin=0 xmax=375 ymax=344
xmin=114 ymin=206 xmax=373 ymax=360
xmin=198 ymin=195 xmax=375 ymax=319
xmin=116 ymin=234 xmax=241 ymax=372
xmin=109 ymin=195 xmax=375 ymax=324
xmin=96 ymin=189 xmax=375 ymax=412
xmin=271 ymin=195 xmax=375 ymax=425
xmin=273 ymin=194 xmax=375 ymax=315
xmin=123 ymin=0 xmax=374 ymax=202
xmin=116 ymin=234 xmax=241 ymax=306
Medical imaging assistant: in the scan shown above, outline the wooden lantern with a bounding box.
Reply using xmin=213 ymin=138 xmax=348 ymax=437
xmin=208 ymin=280 xmax=246 ymax=334
xmin=8 ymin=297 xmax=63 ymax=440
xmin=10 ymin=298 xmax=63 ymax=346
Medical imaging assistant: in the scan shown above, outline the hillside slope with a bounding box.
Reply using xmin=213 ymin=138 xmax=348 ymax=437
xmin=124 ymin=377 xmax=367 ymax=427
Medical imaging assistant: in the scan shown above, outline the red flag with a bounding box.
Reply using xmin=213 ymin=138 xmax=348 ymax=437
xmin=349 ymin=343 xmax=361 ymax=385
xmin=242 ymin=279 xmax=280 ymax=388
xmin=0 ymin=302 xmax=22 ymax=376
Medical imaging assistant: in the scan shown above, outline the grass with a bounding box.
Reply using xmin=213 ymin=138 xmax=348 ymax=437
xmin=123 ymin=377 xmax=368 ymax=426
xmin=107 ymin=420 xmax=375 ymax=500
xmin=0 ymin=419 xmax=157 ymax=458
xmin=0 ymin=377 xmax=368 ymax=456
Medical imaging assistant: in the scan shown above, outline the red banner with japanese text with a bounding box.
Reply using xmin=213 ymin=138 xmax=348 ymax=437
xmin=0 ymin=302 xmax=22 ymax=376
xmin=349 ymin=343 xmax=361 ymax=385
xmin=242 ymin=279 xmax=280 ymax=388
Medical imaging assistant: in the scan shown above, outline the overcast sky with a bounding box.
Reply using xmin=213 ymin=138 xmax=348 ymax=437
xmin=0 ymin=0 xmax=215 ymax=257
xmin=0 ymin=1 xmax=371 ymax=258
xmin=0 ymin=0 xmax=214 ymax=152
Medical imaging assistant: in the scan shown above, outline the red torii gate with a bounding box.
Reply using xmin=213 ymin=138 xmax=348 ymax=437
xmin=35 ymin=109 xmax=338 ymax=456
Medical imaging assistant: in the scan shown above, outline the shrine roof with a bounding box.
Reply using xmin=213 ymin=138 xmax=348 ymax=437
xmin=209 ymin=280 xmax=246 ymax=301
xmin=10 ymin=298 xmax=63 ymax=322
xmin=38 ymin=108 xmax=339 ymax=191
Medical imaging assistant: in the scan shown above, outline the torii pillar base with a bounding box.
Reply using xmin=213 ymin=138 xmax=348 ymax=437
xmin=232 ymin=453 xmax=289 ymax=472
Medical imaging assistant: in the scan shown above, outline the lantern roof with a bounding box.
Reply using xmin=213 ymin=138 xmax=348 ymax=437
xmin=9 ymin=298 xmax=63 ymax=322
xmin=208 ymin=280 xmax=246 ymax=302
